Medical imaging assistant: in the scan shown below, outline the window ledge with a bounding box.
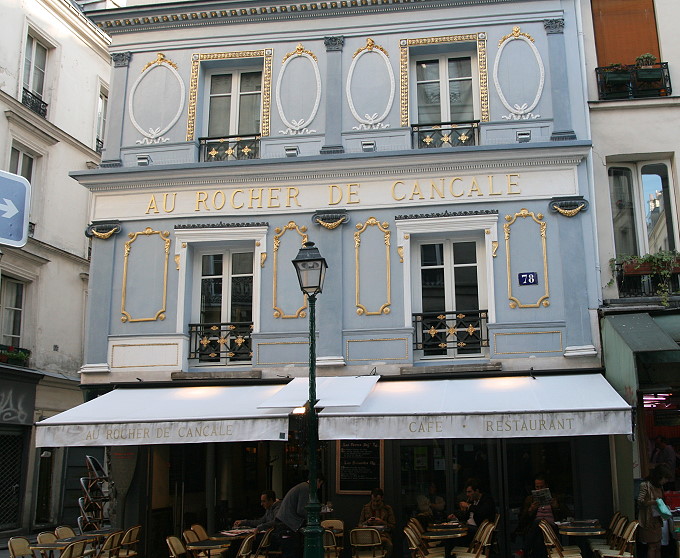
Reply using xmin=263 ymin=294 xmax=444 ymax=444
xmin=589 ymin=96 xmax=680 ymax=111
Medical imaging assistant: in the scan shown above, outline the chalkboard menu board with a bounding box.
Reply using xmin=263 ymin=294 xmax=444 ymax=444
xmin=336 ymin=440 xmax=384 ymax=494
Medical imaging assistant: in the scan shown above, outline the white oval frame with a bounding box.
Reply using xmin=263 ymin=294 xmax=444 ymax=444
xmin=275 ymin=53 xmax=321 ymax=132
xmin=493 ymin=35 xmax=545 ymax=116
xmin=128 ymin=63 xmax=186 ymax=139
xmin=346 ymin=47 xmax=395 ymax=126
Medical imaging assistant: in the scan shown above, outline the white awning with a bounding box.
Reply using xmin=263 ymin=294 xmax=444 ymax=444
xmin=35 ymin=385 xmax=290 ymax=447
xmin=318 ymin=374 xmax=632 ymax=439
xmin=258 ymin=375 xmax=379 ymax=408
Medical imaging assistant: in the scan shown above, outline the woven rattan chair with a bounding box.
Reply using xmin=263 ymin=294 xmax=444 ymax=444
xmin=8 ymin=537 xmax=36 ymax=558
xmin=118 ymin=526 xmax=141 ymax=558
xmin=167 ymin=536 xmax=187 ymax=558
xmin=56 ymin=526 xmax=78 ymax=540
xmin=349 ymin=528 xmax=387 ymax=558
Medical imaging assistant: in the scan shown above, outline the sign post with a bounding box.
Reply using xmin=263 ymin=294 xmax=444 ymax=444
xmin=0 ymin=170 xmax=31 ymax=247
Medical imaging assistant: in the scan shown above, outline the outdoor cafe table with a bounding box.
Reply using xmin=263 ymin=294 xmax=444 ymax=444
xmin=558 ymin=521 xmax=605 ymax=558
xmin=185 ymin=539 xmax=234 ymax=554
xmin=31 ymin=535 xmax=99 ymax=558
xmin=428 ymin=522 xmax=466 ymax=532
xmin=421 ymin=526 xmax=468 ymax=541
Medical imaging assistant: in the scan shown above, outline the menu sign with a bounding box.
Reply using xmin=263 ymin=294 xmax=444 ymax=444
xmin=336 ymin=440 xmax=384 ymax=495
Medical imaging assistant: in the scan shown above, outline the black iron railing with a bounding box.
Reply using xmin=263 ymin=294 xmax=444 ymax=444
xmin=595 ymin=63 xmax=672 ymax=100
xmin=188 ymin=322 xmax=253 ymax=364
xmin=613 ymin=261 xmax=680 ymax=299
xmin=22 ymin=88 xmax=48 ymax=117
xmin=412 ymin=121 xmax=479 ymax=149
xmin=413 ymin=310 xmax=488 ymax=357
xmin=95 ymin=138 xmax=104 ymax=154
xmin=199 ymin=135 xmax=260 ymax=161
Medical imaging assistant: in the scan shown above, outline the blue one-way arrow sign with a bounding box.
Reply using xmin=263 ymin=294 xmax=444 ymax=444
xmin=0 ymin=170 xmax=31 ymax=247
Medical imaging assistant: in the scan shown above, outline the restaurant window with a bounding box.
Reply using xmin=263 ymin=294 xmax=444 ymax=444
xmin=413 ymin=55 xmax=475 ymax=124
xmin=1 ymin=277 xmax=25 ymax=347
xmin=608 ymin=162 xmax=676 ymax=258
xmin=205 ymin=69 xmax=262 ymax=137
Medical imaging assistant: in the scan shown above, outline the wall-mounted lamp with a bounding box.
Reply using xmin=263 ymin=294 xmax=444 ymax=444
xmin=284 ymin=145 xmax=299 ymax=157
xmin=361 ymin=140 xmax=376 ymax=152
xmin=516 ymin=130 xmax=531 ymax=143
xmin=136 ymin=154 xmax=152 ymax=166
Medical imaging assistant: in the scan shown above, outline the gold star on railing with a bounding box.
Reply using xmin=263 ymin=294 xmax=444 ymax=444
xmin=459 ymin=133 xmax=469 ymax=143
xmin=235 ymin=335 xmax=245 ymax=346
xmin=441 ymin=134 xmax=451 ymax=144
xmin=217 ymin=337 xmax=228 ymax=345
xmin=428 ymin=326 xmax=438 ymax=337
xmin=457 ymin=342 xmax=467 ymax=347
xmin=242 ymin=146 xmax=251 ymax=155
xmin=447 ymin=327 xmax=456 ymax=336
xmin=466 ymin=325 xmax=477 ymax=335
xmin=227 ymin=352 xmax=235 ymax=357
xmin=456 ymin=313 xmax=466 ymax=319
xmin=226 ymin=147 xmax=235 ymax=156
xmin=438 ymin=343 xmax=447 ymax=348
xmin=437 ymin=314 xmax=446 ymax=320
xmin=200 ymin=337 xmax=210 ymax=347
xmin=228 ymin=324 xmax=236 ymax=330
xmin=208 ymin=148 xmax=218 ymax=158
xmin=423 ymin=136 xmax=433 ymax=145
xmin=209 ymin=352 xmax=217 ymax=358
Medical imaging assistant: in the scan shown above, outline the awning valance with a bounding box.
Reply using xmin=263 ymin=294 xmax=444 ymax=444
xmin=35 ymin=385 xmax=290 ymax=447
xmin=318 ymin=374 xmax=632 ymax=439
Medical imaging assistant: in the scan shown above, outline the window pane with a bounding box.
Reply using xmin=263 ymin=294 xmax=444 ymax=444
xmin=453 ymin=242 xmax=476 ymax=265
xmin=238 ymin=93 xmax=261 ymax=135
xmin=453 ymin=266 xmax=479 ymax=310
xmin=421 ymin=244 xmax=444 ymax=267
xmin=641 ymin=163 xmax=674 ymax=253
xmin=201 ymin=254 xmax=222 ymax=276
xmin=10 ymin=148 xmax=20 ymax=175
xmin=200 ymin=277 xmax=222 ymax=323
xmin=449 ymin=79 xmax=474 ymax=121
xmin=416 ymin=60 xmax=439 ymax=82
xmin=448 ymin=57 xmax=471 ymax=79
xmin=23 ymin=36 xmax=33 ymax=90
xmin=208 ymin=96 xmax=231 ymax=137
xmin=35 ymin=42 xmax=47 ymax=72
xmin=417 ymin=82 xmax=442 ymax=123
xmin=240 ymin=72 xmax=262 ymax=93
xmin=230 ymin=276 xmax=253 ymax=322
xmin=20 ymin=154 xmax=33 ymax=182
xmin=608 ymin=167 xmax=638 ymax=257
xmin=2 ymin=279 xmax=23 ymax=346
xmin=421 ymin=268 xmax=445 ymax=313
xmin=210 ymin=74 xmax=232 ymax=95
xmin=232 ymin=253 xmax=253 ymax=275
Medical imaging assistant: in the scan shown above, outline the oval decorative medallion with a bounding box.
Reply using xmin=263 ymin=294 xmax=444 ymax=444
xmin=276 ymin=44 xmax=321 ymax=135
xmin=128 ymin=53 xmax=186 ymax=143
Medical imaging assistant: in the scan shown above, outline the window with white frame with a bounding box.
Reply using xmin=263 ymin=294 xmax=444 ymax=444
xmin=23 ymin=34 xmax=48 ymax=98
xmin=96 ymin=90 xmax=108 ymax=153
xmin=9 ymin=144 xmax=35 ymax=183
xmin=1 ymin=277 xmax=25 ymax=347
xmin=608 ymin=161 xmax=676 ymax=257
xmin=206 ymin=69 xmax=262 ymax=137
xmin=413 ymin=54 xmax=476 ymax=124
xmin=398 ymin=215 xmax=496 ymax=361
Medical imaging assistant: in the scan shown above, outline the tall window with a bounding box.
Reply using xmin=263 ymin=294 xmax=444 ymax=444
xmin=207 ymin=70 xmax=262 ymax=137
xmin=9 ymin=145 xmax=34 ymax=183
xmin=1 ymin=277 xmax=25 ymax=347
xmin=414 ymin=56 xmax=474 ymax=124
xmin=23 ymin=34 xmax=48 ymax=98
xmin=415 ymin=238 xmax=486 ymax=357
xmin=96 ymin=91 xmax=108 ymax=153
xmin=608 ymin=162 xmax=676 ymax=257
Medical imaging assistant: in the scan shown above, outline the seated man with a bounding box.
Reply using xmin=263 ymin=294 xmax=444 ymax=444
xmin=446 ymin=479 xmax=496 ymax=554
xmin=234 ymin=490 xmax=280 ymax=532
xmin=359 ymin=487 xmax=396 ymax=558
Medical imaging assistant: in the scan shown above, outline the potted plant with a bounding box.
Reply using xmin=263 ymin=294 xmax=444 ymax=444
xmin=635 ymin=53 xmax=663 ymax=84
xmin=0 ymin=345 xmax=31 ymax=366
xmin=618 ymin=250 xmax=680 ymax=306
xmin=603 ymin=63 xmax=630 ymax=83
xmin=635 ymin=53 xmax=658 ymax=68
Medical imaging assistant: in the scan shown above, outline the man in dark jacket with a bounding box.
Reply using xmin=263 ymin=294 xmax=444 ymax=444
xmin=447 ymin=479 xmax=496 ymax=552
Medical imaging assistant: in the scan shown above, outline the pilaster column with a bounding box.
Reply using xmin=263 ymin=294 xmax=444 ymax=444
xmin=101 ymin=52 xmax=132 ymax=167
xmin=320 ymin=36 xmax=345 ymax=154
xmin=543 ymin=19 xmax=576 ymax=141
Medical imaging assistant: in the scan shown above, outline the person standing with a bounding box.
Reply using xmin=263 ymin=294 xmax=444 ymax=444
xmin=638 ymin=463 xmax=672 ymax=558
xmin=358 ymin=487 xmax=396 ymax=558
xmin=273 ymin=476 xmax=324 ymax=558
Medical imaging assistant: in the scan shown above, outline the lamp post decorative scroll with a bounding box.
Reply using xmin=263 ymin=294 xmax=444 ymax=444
xmin=292 ymin=241 xmax=328 ymax=558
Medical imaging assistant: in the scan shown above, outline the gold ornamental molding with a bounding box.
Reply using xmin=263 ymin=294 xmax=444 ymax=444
xmin=313 ymin=210 xmax=349 ymax=230
xmin=121 ymin=227 xmax=171 ymax=322
xmin=504 ymin=208 xmax=549 ymax=309
xmin=186 ymin=49 xmax=273 ymax=141
xmin=399 ymin=33 xmax=489 ymax=127
xmin=272 ymin=221 xmax=308 ymax=318
xmin=498 ymin=26 xmax=535 ymax=46
xmin=282 ymin=43 xmax=318 ymax=63
xmin=354 ymin=38 xmax=389 ymax=58
xmin=141 ymin=52 xmax=178 ymax=72
xmin=354 ymin=217 xmax=391 ymax=316
xmin=86 ymin=221 xmax=121 ymax=240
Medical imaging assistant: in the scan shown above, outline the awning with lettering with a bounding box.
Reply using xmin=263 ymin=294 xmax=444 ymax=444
xmin=318 ymin=374 xmax=632 ymax=439
xmin=35 ymin=385 xmax=290 ymax=447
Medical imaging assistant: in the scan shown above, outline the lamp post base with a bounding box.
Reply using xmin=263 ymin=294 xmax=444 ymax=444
xmin=303 ymin=499 xmax=324 ymax=558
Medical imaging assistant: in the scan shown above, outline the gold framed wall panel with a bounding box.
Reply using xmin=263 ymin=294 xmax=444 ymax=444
xmin=121 ymin=227 xmax=171 ymax=322
xmin=272 ymin=221 xmax=308 ymax=318
xmin=186 ymin=49 xmax=273 ymax=141
xmin=110 ymin=342 xmax=179 ymax=368
xmin=256 ymin=341 xmax=309 ymax=365
xmin=399 ymin=33 xmax=489 ymax=127
xmin=354 ymin=217 xmax=391 ymax=316
xmin=346 ymin=338 xmax=408 ymax=361
xmin=504 ymin=208 xmax=549 ymax=308
xmin=493 ymin=331 xmax=563 ymax=355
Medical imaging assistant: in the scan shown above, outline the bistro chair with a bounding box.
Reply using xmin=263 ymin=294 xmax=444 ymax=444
xmin=452 ymin=520 xmax=491 ymax=555
xmin=455 ymin=521 xmax=496 ymax=558
xmin=37 ymin=533 xmax=58 ymax=544
xmin=253 ymin=528 xmax=277 ymax=558
xmin=190 ymin=525 xmax=210 ymax=540
xmin=167 ymin=536 xmax=188 ymax=558
xmin=538 ymin=521 xmax=581 ymax=558
xmin=183 ymin=529 xmax=222 ymax=558
xmin=56 ymin=526 xmax=78 ymax=539
xmin=595 ymin=520 xmax=639 ymax=558
xmin=403 ymin=527 xmax=427 ymax=558
xmin=235 ymin=534 xmax=256 ymax=558
xmin=349 ymin=528 xmax=386 ymax=558
xmin=60 ymin=544 xmax=81 ymax=558
xmin=323 ymin=530 xmax=342 ymax=558
xmin=590 ymin=516 xmax=628 ymax=554
xmin=96 ymin=531 xmax=123 ymax=558
xmin=8 ymin=537 xmax=36 ymax=558
xmin=118 ymin=525 xmax=142 ymax=558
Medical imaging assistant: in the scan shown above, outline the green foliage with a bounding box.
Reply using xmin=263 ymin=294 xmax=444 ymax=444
xmin=635 ymin=53 xmax=658 ymax=66
xmin=616 ymin=250 xmax=680 ymax=306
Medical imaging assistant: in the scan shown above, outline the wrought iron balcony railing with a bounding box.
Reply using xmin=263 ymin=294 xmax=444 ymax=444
xmin=199 ymin=135 xmax=260 ymax=162
xmin=413 ymin=309 xmax=488 ymax=357
xmin=412 ymin=121 xmax=480 ymax=150
xmin=613 ymin=261 xmax=680 ymax=300
xmin=22 ymin=88 xmax=48 ymax=117
xmin=595 ymin=63 xmax=672 ymax=100
xmin=96 ymin=138 xmax=104 ymax=154
xmin=188 ymin=322 xmax=253 ymax=364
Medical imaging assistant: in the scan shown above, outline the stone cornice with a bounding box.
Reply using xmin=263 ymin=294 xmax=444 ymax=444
xmin=72 ymin=142 xmax=590 ymax=192
xmin=87 ymin=0 xmax=521 ymax=34
xmin=38 ymin=0 xmax=111 ymax=58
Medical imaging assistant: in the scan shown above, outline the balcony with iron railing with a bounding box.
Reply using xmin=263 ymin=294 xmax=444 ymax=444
xmin=595 ymin=63 xmax=672 ymax=100
xmin=188 ymin=321 xmax=253 ymax=364
xmin=22 ymin=88 xmax=48 ymax=117
xmin=413 ymin=309 xmax=489 ymax=358
xmin=411 ymin=121 xmax=480 ymax=150
xmin=199 ymin=135 xmax=260 ymax=162
xmin=612 ymin=259 xmax=680 ymax=305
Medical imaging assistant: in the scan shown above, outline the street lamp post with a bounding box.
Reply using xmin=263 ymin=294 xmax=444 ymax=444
xmin=292 ymin=241 xmax=328 ymax=558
